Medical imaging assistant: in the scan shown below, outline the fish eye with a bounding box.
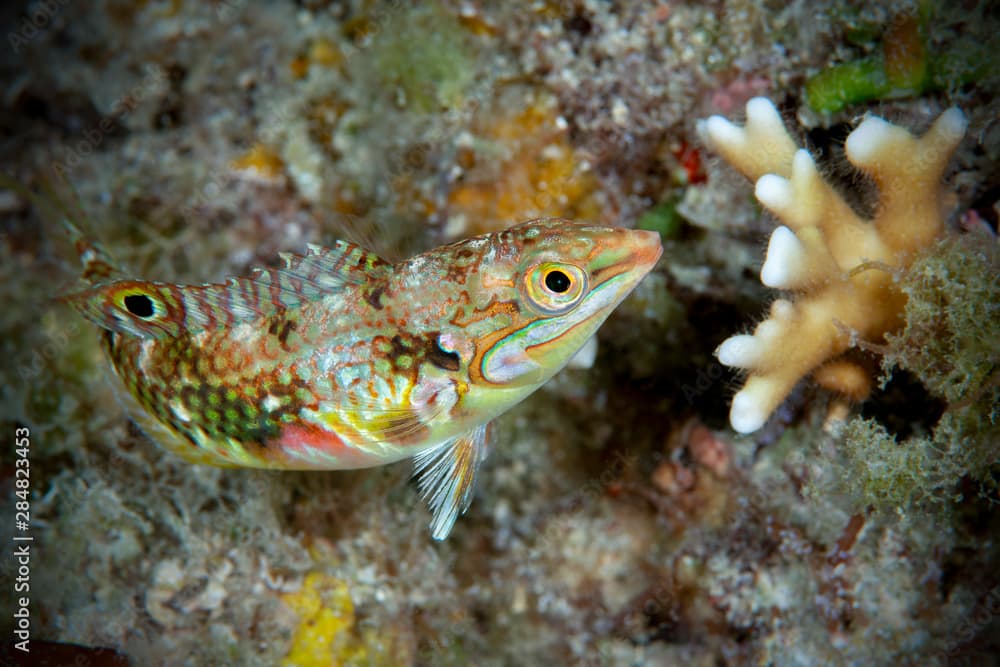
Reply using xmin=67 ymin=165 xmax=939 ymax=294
xmin=123 ymin=293 xmax=155 ymax=318
xmin=544 ymin=270 xmax=571 ymax=293
xmin=523 ymin=263 xmax=587 ymax=315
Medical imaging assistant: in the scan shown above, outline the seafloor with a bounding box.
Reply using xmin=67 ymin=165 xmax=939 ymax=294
xmin=1 ymin=1 xmax=998 ymax=666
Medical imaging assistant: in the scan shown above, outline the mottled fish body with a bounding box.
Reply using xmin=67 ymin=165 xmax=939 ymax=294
xmin=66 ymin=218 xmax=662 ymax=538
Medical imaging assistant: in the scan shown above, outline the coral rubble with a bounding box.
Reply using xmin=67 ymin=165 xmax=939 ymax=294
xmin=702 ymin=97 xmax=967 ymax=433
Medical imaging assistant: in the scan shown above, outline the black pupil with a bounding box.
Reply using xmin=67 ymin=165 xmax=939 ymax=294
xmin=545 ymin=270 xmax=571 ymax=293
xmin=124 ymin=294 xmax=154 ymax=318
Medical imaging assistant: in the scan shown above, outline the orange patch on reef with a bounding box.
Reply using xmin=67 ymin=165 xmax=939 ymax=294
xmin=446 ymin=90 xmax=605 ymax=236
xmin=883 ymin=12 xmax=927 ymax=91
xmin=230 ymin=143 xmax=286 ymax=182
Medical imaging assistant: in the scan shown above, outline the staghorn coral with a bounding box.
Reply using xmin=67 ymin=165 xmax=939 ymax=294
xmin=700 ymin=97 xmax=967 ymax=433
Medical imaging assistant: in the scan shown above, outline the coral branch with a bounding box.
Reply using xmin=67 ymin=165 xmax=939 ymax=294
xmin=846 ymin=108 xmax=967 ymax=254
xmin=699 ymin=97 xmax=798 ymax=180
xmin=701 ymin=98 xmax=965 ymax=433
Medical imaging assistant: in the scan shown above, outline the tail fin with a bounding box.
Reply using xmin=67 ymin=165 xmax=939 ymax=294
xmin=0 ymin=171 xmax=121 ymax=285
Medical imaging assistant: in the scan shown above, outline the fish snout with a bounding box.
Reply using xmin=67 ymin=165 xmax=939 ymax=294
xmin=629 ymin=228 xmax=664 ymax=271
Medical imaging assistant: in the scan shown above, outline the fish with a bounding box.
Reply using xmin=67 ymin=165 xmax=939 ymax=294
xmin=64 ymin=217 xmax=662 ymax=538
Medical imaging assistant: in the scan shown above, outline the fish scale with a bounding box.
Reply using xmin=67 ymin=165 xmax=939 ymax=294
xmin=67 ymin=217 xmax=662 ymax=538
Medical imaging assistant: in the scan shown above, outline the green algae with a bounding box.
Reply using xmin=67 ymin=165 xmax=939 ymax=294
xmin=836 ymin=235 xmax=999 ymax=514
xmin=884 ymin=235 xmax=1000 ymax=405
xmin=637 ymin=194 xmax=685 ymax=241
xmin=806 ymin=55 xmax=894 ymax=114
xmin=805 ymin=4 xmax=996 ymax=113
xmin=368 ymin=3 xmax=478 ymax=113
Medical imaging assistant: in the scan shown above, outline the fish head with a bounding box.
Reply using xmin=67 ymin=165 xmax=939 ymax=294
xmin=427 ymin=218 xmax=662 ymax=416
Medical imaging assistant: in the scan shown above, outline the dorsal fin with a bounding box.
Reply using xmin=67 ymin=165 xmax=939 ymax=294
xmin=62 ymin=218 xmax=123 ymax=284
xmin=271 ymin=240 xmax=392 ymax=297
xmin=213 ymin=239 xmax=392 ymax=319
xmin=63 ymin=241 xmax=392 ymax=339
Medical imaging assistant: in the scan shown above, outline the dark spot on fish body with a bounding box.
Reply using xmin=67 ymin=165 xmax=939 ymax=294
xmin=519 ymin=233 xmax=540 ymax=248
xmin=177 ymin=428 xmax=200 ymax=448
xmin=427 ymin=332 xmax=461 ymax=371
xmin=365 ymin=284 xmax=386 ymax=310
xmin=101 ymin=329 xmax=117 ymax=354
xmin=376 ymin=333 xmax=420 ymax=383
xmin=445 ymin=262 xmax=470 ymax=284
xmin=390 ymin=334 xmax=413 ymax=357
xmin=265 ymin=314 xmax=300 ymax=352
xmin=277 ymin=319 xmax=297 ymax=346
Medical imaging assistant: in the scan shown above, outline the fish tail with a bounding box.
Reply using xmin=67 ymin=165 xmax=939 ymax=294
xmin=0 ymin=170 xmax=122 ymax=285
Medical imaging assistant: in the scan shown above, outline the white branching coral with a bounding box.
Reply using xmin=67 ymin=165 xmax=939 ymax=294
xmin=700 ymin=98 xmax=967 ymax=433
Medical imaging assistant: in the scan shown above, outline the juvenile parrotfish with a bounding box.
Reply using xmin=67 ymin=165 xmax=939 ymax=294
xmin=65 ymin=218 xmax=662 ymax=538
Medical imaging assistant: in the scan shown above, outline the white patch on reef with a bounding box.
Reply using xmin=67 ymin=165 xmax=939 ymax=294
xmin=746 ymin=97 xmax=785 ymax=137
xmin=702 ymin=115 xmax=742 ymax=150
xmin=611 ymin=97 xmax=629 ymax=126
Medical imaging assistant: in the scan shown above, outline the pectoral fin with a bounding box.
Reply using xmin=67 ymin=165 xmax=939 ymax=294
xmin=412 ymin=423 xmax=493 ymax=540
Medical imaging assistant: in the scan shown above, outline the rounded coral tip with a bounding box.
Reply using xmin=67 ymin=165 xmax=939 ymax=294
xmin=844 ymin=116 xmax=894 ymax=164
xmin=935 ymin=107 xmax=968 ymax=143
xmin=716 ymin=334 xmax=760 ymax=369
xmin=755 ymin=174 xmax=792 ymax=212
xmin=760 ymin=226 xmax=803 ymax=289
xmin=701 ymin=115 xmax=742 ymax=150
xmin=745 ymin=97 xmax=781 ymax=127
xmin=729 ymin=388 xmax=769 ymax=434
